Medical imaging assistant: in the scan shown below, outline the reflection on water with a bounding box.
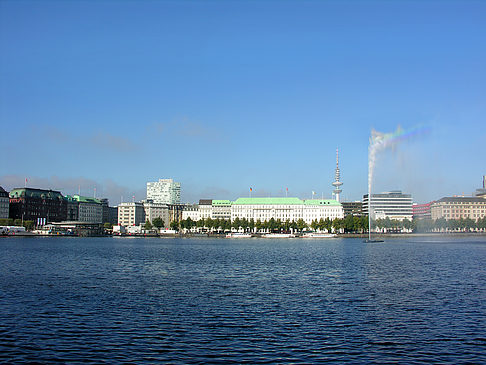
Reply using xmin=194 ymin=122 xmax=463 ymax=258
xmin=1 ymin=236 xmax=485 ymax=363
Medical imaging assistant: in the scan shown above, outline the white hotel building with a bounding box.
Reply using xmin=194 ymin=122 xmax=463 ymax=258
xmin=183 ymin=197 xmax=343 ymax=224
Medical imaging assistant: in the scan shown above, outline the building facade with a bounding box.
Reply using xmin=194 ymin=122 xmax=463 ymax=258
xmin=231 ymin=197 xmax=343 ymax=224
xmin=341 ymin=201 xmax=363 ymax=217
xmin=146 ymin=179 xmax=181 ymax=204
xmin=412 ymin=202 xmax=434 ymax=220
xmin=362 ymin=191 xmax=413 ymax=221
xmin=211 ymin=200 xmax=232 ymax=220
xmin=431 ymin=197 xmax=486 ymax=221
xmin=143 ymin=200 xmax=169 ymax=227
xmin=117 ymin=202 xmax=145 ymax=226
xmin=73 ymin=195 xmax=103 ymax=223
xmin=9 ymin=188 xmax=67 ymax=222
xmin=198 ymin=199 xmax=213 ymax=219
xmin=182 ymin=204 xmax=200 ymax=221
xmin=0 ymin=186 xmax=9 ymax=219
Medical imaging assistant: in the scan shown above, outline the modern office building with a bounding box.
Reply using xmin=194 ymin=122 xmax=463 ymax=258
xmin=362 ymin=191 xmax=413 ymax=221
xmin=118 ymin=202 xmax=145 ymax=226
xmin=341 ymin=201 xmax=363 ymax=217
xmin=9 ymin=188 xmax=67 ymax=222
xmin=146 ymin=179 xmax=181 ymax=204
xmin=412 ymin=202 xmax=434 ymax=220
xmin=431 ymin=197 xmax=486 ymax=221
xmin=0 ymin=186 xmax=9 ymax=219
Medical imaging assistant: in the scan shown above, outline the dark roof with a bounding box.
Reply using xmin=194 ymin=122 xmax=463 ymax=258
xmin=0 ymin=186 xmax=8 ymax=197
xmin=199 ymin=199 xmax=213 ymax=205
xmin=436 ymin=196 xmax=486 ymax=203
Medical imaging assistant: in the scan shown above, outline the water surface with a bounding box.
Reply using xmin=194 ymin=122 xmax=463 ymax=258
xmin=1 ymin=236 xmax=485 ymax=363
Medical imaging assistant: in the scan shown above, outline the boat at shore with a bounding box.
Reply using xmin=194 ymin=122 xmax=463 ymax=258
xmin=262 ymin=233 xmax=295 ymax=238
xmin=226 ymin=232 xmax=252 ymax=238
xmin=301 ymin=232 xmax=336 ymax=238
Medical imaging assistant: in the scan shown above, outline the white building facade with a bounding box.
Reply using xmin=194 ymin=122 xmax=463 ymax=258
xmin=146 ymin=179 xmax=181 ymax=204
xmin=182 ymin=205 xmax=200 ymax=221
xmin=362 ymin=191 xmax=413 ymax=221
xmin=182 ymin=197 xmax=343 ymax=224
xmin=230 ymin=197 xmax=343 ymax=224
xmin=118 ymin=202 xmax=145 ymax=227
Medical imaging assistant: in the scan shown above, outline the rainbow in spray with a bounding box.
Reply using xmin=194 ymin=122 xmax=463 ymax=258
xmin=368 ymin=124 xmax=431 ymax=210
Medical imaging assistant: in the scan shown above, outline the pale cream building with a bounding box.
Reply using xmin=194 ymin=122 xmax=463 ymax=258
xmin=431 ymin=197 xmax=486 ymax=221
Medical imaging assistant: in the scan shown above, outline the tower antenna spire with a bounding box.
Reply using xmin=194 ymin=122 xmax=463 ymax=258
xmin=332 ymin=148 xmax=343 ymax=202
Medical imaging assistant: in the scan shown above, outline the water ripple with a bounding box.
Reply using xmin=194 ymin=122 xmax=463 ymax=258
xmin=1 ymin=236 xmax=486 ymax=363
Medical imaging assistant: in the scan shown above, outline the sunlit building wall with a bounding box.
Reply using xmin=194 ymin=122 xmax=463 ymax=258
xmin=431 ymin=197 xmax=486 ymax=221
xmin=362 ymin=191 xmax=413 ymax=221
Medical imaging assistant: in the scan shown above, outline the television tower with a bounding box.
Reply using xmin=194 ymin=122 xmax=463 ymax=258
xmin=332 ymin=148 xmax=343 ymax=202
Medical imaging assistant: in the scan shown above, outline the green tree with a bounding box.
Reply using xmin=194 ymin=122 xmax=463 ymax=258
xmin=268 ymin=218 xmax=277 ymax=232
xmin=296 ymin=218 xmax=307 ymax=232
xmin=249 ymin=218 xmax=255 ymax=232
xmin=464 ymin=217 xmax=475 ymax=232
xmin=310 ymin=219 xmax=318 ymax=231
xmin=144 ymin=220 xmax=152 ymax=230
xmin=23 ymin=220 xmax=34 ymax=230
xmin=402 ymin=218 xmax=412 ymax=232
xmin=104 ymin=222 xmax=113 ymax=230
xmin=343 ymin=215 xmax=354 ymax=233
xmin=332 ymin=218 xmax=342 ymax=233
xmin=170 ymin=220 xmax=179 ymax=231
xmin=361 ymin=216 xmax=369 ymax=233
xmin=324 ymin=218 xmax=332 ymax=233
xmin=353 ymin=216 xmax=362 ymax=233
xmin=152 ymin=217 xmax=165 ymax=229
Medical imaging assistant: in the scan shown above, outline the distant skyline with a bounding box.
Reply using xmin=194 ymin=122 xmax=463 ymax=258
xmin=1 ymin=1 xmax=485 ymax=204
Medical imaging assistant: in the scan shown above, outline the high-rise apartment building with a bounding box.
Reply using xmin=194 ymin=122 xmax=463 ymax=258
xmin=146 ymin=179 xmax=181 ymax=204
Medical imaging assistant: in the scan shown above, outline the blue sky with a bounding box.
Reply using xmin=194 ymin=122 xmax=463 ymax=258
xmin=1 ymin=0 xmax=485 ymax=205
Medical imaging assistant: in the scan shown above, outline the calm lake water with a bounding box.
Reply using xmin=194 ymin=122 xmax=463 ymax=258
xmin=1 ymin=236 xmax=485 ymax=363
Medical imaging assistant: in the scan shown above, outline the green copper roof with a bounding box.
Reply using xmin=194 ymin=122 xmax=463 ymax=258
xmin=303 ymin=199 xmax=341 ymax=206
xmin=232 ymin=197 xmax=341 ymax=206
xmin=67 ymin=194 xmax=102 ymax=204
xmin=9 ymin=188 xmax=64 ymax=199
xmin=212 ymin=200 xmax=232 ymax=206
xmin=233 ymin=197 xmax=304 ymax=205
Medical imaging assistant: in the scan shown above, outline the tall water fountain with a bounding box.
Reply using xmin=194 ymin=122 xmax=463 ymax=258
xmin=365 ymin=125 xmax=429 ymax=242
